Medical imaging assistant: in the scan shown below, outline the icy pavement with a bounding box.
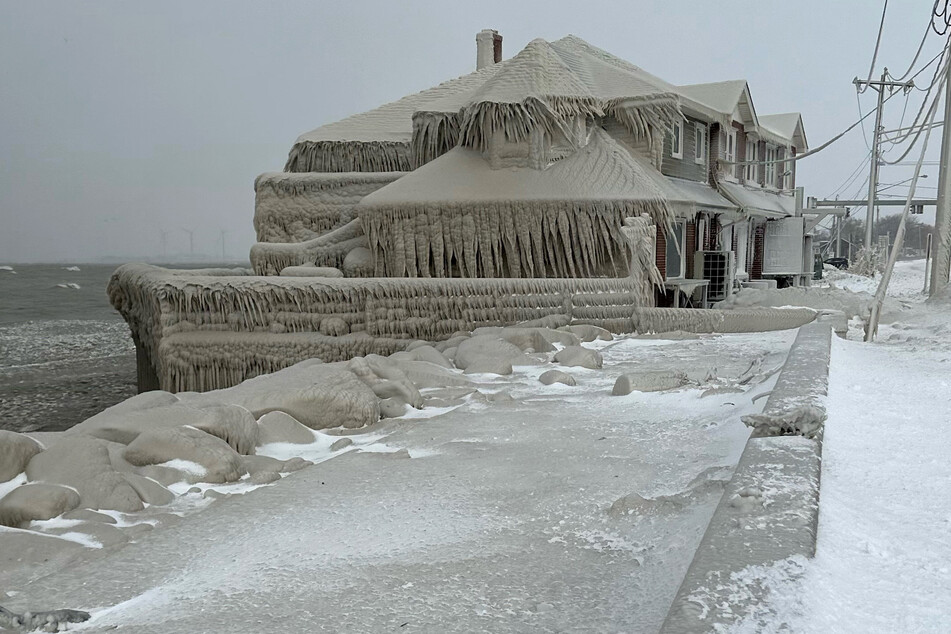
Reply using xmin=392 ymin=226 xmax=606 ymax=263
xmin=3 ymin=331 xmax=794 ymax=633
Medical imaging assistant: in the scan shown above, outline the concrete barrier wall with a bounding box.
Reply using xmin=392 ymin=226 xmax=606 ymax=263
xmin=109 ymin=264 xmax=822 ymax=394
xmin=660 ymin=320 xmax=833 ymax=633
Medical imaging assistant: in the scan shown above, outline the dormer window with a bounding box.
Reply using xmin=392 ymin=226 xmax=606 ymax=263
xmin=671 ymin=120 xmax=683 ymax=159
xmin=694 ymin=123 xmax=706 ymax=165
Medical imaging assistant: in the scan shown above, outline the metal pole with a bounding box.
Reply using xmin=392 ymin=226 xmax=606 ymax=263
xmin=924 ymin=232 xmax=933 ymax=293
xmin=835 ymin=216 xmax=842 ymax=258
xmin=864 ymin=72 xmax=886 ymax=250
xmin=931 ymin=56 xmax=951 ymax=295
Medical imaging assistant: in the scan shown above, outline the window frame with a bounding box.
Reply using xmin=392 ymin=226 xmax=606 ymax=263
xmin=665 ymin=220 xmax=687 ymax=280
xmin=745 ymin=139 xmax=757 ymax=183
xmin=694 ymin=123 xmax=706 ymax=165
xmin=765 ymin=144 xmax=777 ymax=187
xmin=671 ymin=119 xmax=683 ymax=159
xmin=724 ymin=128 xmax=736 ymax=176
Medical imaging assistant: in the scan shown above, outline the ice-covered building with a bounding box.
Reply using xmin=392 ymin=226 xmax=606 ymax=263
xmin=110 ymin=32 xmax=810 ymax=392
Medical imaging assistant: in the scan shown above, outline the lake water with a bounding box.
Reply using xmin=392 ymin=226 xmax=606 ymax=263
xmin=0 ymin=262 xmax=243 ymax=432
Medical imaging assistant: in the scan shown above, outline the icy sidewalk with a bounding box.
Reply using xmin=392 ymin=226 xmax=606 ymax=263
xmin=4 ymin=331 xmax=792 ymax=633
xmin=729 ymin=329 xmax=951 ymax=633
xmin=790 ymin=335 xmax=951 ymax=632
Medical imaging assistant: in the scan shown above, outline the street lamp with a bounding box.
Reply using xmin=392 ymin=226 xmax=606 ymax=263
xmin=877 ymin=174 xmax=928 ymax=194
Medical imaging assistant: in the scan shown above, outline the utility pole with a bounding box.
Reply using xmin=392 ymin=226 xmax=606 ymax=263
xmin=931 ymin=56 xmax=951 ymax=296
xmin=854 ymin=70 xmax=915 ymax=250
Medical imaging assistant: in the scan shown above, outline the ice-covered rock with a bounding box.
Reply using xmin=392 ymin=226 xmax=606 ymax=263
xmin=26 ymin=437 xmax=144 ymax=512
xmin=122 ymin=473 xmax=175 ymax=506
xmin=205 ymin=362 xmax=381 ymax=430
xmin=379 ymin=396 xmax=410 ymax=418
xmin=386 ymin=358 xmax=471 ymax=389
xmin=240 ymin=454 xmax=286 ymax=476
xmin=390 ymin=344 xmax=454 ymax=369
xmin=538 ymin=369 xmax=577 ymax=386
xmin=123 ymin=427 xmax=245 ymax=484
xmin=192 ymin=405 xmax=259 ymax=455
xmin=553 ymin=345 xmax=602 ymax=369
xmin=0 ymin=431 xmax=44 ymax=482
xmin=454 ymin=335 xmax=540 ymax=372
xmin=561 ymin=324 xmax=613 ymax=342
xmin=612 ymin=371 xmax=688 ymax=395
xmin=257 ymin=411 xmax=316 ymax=445
xmin=0 ymin=483 xmax=81 ymax=527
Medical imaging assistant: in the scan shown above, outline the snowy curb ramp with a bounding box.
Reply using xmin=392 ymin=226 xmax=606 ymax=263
xmin=660 ymin=320 xmax=832 ymax=633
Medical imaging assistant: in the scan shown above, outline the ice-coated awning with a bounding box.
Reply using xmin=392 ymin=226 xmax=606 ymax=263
xmin=718 ymin=181 xmax=795 ymax=218
xmin=625 ymin=153 xmax=737 ymax=216
xmin=669 ymin=177 xmax=737 ymax=213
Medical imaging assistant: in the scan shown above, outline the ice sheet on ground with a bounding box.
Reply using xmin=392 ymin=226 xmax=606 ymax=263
xmin=1 ymin=329 xmax=796 ymax=633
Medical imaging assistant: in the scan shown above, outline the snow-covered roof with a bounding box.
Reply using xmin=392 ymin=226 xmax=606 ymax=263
xmin=360 ymin=127 xmax=670 ymax=206
xmin=759 ymin=113 xmax=808 ymax=150
xmin=286 ymin=34 xmax=804 ymax=173
xmin=677 ymin=79 xmax=759 ymax=128
xmin=549 ymin=35 xmax=677 ymax=100
xmin=284 ymin=63 xmax=508 ymax=172
xmin=287 ymin=35 xmax=683 ymax=173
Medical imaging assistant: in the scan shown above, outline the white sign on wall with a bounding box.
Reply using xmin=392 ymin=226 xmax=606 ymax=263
xmin=763 ymin=217 xmax=804 ymax=276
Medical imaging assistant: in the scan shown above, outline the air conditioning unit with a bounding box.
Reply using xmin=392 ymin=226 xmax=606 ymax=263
xmin=694 ymin=250 xmax=736 ymax=302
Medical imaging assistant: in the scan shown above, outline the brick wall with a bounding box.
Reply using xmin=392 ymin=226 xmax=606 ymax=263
xmin=751 ymin=223 xmax=766 ymax=279
xmin=656 ymin=228 xmax=667 ymax=279
xmin=686 ymin=221 xmax=697 ymax=278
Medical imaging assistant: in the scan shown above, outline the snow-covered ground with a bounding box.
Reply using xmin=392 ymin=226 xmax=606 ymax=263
xmin=2 ymin=330 xmax=794 ymax=633
xmin=728 ymin=259 xmax=951 ymax=633
xmin=5 ymin=259 xmax=947 ymax=633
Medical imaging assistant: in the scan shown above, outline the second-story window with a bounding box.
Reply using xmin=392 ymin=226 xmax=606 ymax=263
xmin=694 ymin=123 xmax=706 ymax=165
xmin=765 ymin=144 xmax=777 ymax=187
xmin=672 ymin=120 xmax=683 ymax=159
xmin=724 ymin=129 xmax=736 ymax=175
xmin=745 ymin=139 xmax=757 ymax=182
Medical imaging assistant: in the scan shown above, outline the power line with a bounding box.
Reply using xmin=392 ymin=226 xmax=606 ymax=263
xmin=828 ymin=151 xmax=873 ymax=199
xmin=859 ymin=0 xmax=889 ymax=94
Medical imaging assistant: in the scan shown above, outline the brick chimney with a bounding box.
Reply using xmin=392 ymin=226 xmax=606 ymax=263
xmin=476 ymin=29 xmax=502 ymax=70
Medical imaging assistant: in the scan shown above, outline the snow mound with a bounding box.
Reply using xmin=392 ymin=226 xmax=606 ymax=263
xmin=717 ymin=286 xmax=875 ymax=320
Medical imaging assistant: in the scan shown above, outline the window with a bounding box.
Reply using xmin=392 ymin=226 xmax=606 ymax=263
xmin=784 ymin=158 xmax=793 ymax=189
xmin=671 ymin=120 xmax=683 ymax=159
xmin=724 ymin=129 xmax=736 ymax=176
xmin=745 ymin=139 xmax=757 ymax=183
xmin=694 ymin=123 xmax=706 ymax=164
xmin=765 ymin=144 xmax=777 ymax=187
xmin=665 ymin=221 xmax=686 ymax=279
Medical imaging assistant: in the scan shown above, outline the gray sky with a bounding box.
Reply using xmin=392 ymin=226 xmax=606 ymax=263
xmin=0 ymin=0 xmax=944 ymax=263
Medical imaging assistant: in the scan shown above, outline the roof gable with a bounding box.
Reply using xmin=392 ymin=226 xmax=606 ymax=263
xmin=759 ymin=113 xmax=808 ymax=149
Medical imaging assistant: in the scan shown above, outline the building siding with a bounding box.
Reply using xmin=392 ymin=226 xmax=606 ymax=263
xmin=662 ymin=116 xmax=707 ymax=182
